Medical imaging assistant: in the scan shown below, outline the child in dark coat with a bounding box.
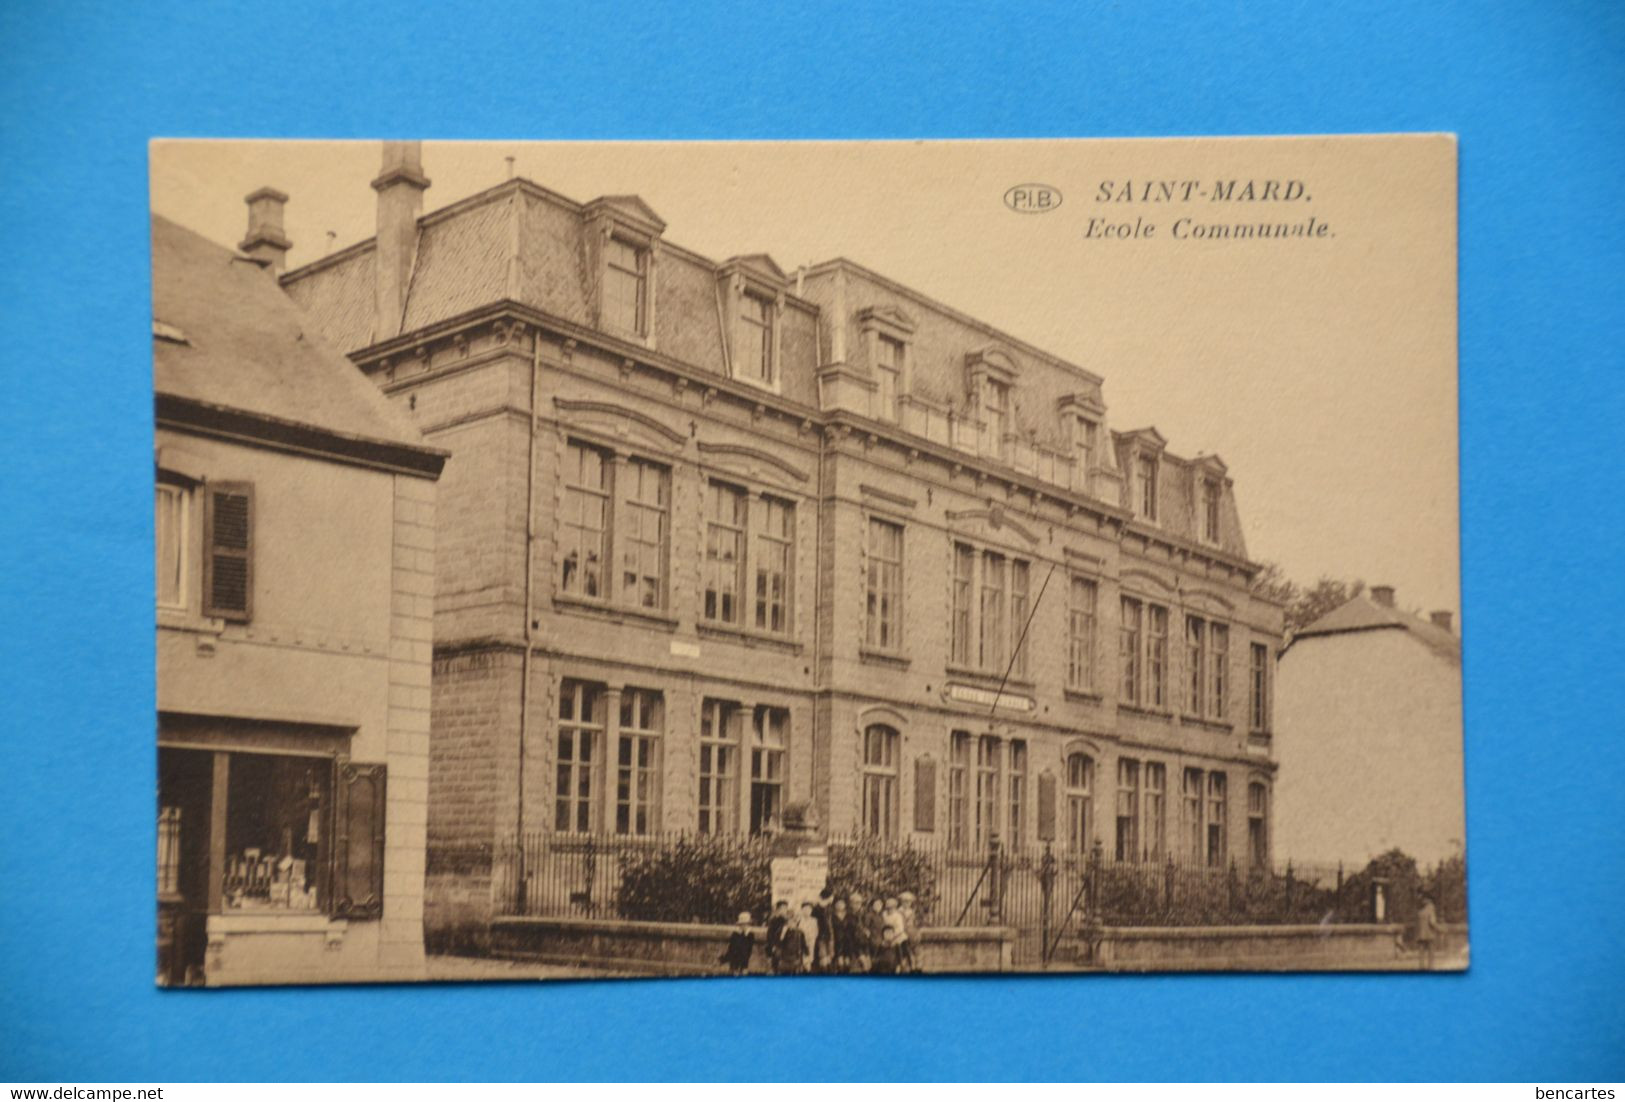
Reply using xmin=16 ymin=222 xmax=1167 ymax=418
xmin=720 ymin=911 xmax=755 ymax=976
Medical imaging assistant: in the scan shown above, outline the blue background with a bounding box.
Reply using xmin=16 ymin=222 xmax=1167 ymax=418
xmin=1 ymin=0 xmax=1621 ymax=1082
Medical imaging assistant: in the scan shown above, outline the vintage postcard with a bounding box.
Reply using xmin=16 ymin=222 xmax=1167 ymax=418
xmin=149 ymin=136 xmax=1462 ymax=986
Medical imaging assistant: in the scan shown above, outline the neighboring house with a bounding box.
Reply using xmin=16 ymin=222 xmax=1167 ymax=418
xmin=154 ymin=213 xmax=446 ymax=985
xmin=1274 ymin=586 xmax=1465 ymax=867
xmin=267 ymin=142 xmax=1283 ymax=943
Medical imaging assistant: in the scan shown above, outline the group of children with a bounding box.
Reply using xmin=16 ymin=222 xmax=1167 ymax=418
xmin=720 ymin=888 xmax=923 ymax=976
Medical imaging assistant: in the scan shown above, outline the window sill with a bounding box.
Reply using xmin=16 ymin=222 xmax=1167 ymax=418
xmin=859 ymin=647 xmax=911 ymax=670
xmin=208 ymin=912 xmax=344 ymax=935
xmin=1119 ymin=704 xmax=1175 ymax=722
xmin=1247 ymin=730 xmax=1273 ymax=745
xmin=696 ymin=621 xmax=803 ymax=653
xmin=1064 ymin=688 xmax=1105 ymax=705
xmin=553 ymin=594 xmax=679 ymax=632
xmin=1179 ymin=715 xmax=1236 ymax=734
xmin=157 ymin=608 xmax=225 ymax=635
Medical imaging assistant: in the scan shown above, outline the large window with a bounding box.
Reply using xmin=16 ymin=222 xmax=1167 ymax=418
xmin=951 ymin=543 xmax=975 ymax=665
xmin=951 ymin=733 xmax=1030 ymax=850
xmin=697 ymin=484 xmax=797 ymax=635
xmin=952 ymin=542 xmax=1033 ymax=676
xmin=615 ymin=689 xmax=662 ymax=836
xmin=1144 ymin=762 xmax=1167 ymax=862
xmin=1206 ymin=772 xmax=1228 ymax=867
xmin=1121 ymin=597 xmax=1170 ymax=707
xmin=221 ymin=753 xmax=332 ymax=913
xmin=1115 ymin=758 xmax=1141 ymax=862
xmin=698 ymin=699 xmax=740 ymax=835
xmin=1248 ymin=781 xmax=1269 ymax=869
xmin=561 ymin=443 xmax=610 ymax=600
xmin=1065 ymin=752 xmax=1094 ymax=854
xmin=978 ymin=550 xmax=1007 ymax=672
xmin=1119 ymin=597 xmax=1142 ymax=703
xmin=875 ymin=334 xmax=904 ymax=422
xmin=556 ymin=681 xmax=602 ymax=833
xmin=738 ymin=291 xmax=775 ymax=385
xmin=156 ymin=481 xmax=188 ymax=610
xmin=749 ymin=707 xmax=787 ymax=835
xmin=948 ymin=732 xmax=971 ymax=848
xmin=860 ymin=725 xmax=900 ymax=838
xmin=1007 ymin=739 xmax=1028 ymax=848
xmin=562 ymin=443 xmax=671 ymax=610
xmin=1209 ymin=622 xmax=1229 ymax=719
xmin=604 ymin=236 xmax=648 ymax=336
xmin=1182 ymin=767 xmax=1205 ymax=864
xmin=1186 ymin=615 xmax=1230 ymax=720
xmin=1067 ymin=576 xmax=1098 ymax=691
xmin=1148 ymin=605 xmax=1169 ymax=707
xmin=973 ymin=734 xmax=1000 ymax=849
xmin=865 ymin=518 xmax=904 ymax=651
xmin=703 ymin=482 xmax=747 ymax=625
xmin=753 ymin=497 xmax=793 ymax=634
xmin=620 ymin=459 xmax=669 ymax=610
xmin=1250 ymin=642 xmax=1271 ymax=733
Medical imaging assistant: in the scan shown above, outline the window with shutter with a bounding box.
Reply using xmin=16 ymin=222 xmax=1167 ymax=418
xmin=333 ymin=762 xmax=386 ymax=920
xmin=913 ymin=757 xmax=936 ymax=833
xmin=203 ymin=482 xmax=254 ymax=621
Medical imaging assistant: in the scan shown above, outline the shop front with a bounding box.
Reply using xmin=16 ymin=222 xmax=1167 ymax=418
xmin=156 ymin=716 xmax=385 ymax=986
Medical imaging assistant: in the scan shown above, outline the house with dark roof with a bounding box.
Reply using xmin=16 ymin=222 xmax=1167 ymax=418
xmin=1274 ymin=585 xmax=1465 ymax=866
xmin=154 ymin=213 xmax=446 ymax=985
xmin=257 ymin=142 xmax=1283 ymax=949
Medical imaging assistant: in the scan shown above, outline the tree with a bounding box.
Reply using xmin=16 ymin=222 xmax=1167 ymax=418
xmin=1290 ymin=576 xmax=1366 ymax=634
xmin=1252 ymin=562 xmax=1365 ymax=636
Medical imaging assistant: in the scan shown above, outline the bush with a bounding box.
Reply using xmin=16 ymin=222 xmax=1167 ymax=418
xmin=615 ymin=835 xmax=770 ymax=924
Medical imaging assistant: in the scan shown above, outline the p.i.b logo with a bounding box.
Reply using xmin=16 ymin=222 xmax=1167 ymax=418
xmin=1003 ymin=183 xmax=1063 ymax=214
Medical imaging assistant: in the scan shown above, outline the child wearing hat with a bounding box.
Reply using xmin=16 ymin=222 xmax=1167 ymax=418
xmin=720 ymin=911 xmax=756 ymax=976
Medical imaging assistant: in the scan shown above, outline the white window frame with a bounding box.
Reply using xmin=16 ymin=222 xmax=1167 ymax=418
xmin=156 ymin=479 xmax=190 ymax=612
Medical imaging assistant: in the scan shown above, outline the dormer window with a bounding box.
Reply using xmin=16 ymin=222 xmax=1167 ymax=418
xmin=965 ymin=346 xmax=1019 ymax=463
xmin=585 ymin=195 xmax=666 ymax=348
xmin=719 ymin=255 xmax=789 ymax=393
xmin=1135 ymin=454 xmax=1159 ymax=521
xmin=1202 ymin=477 xmax=1222 ymax=543
xmin=1073 ymin=415 xmax=1098 ymax=485
xmin=979 ymin=377 xmax=1009 ymax=458
xmin=604 ymin=236 xmax=648 ymax=336
xmin=875 ymin=334 xmax=904 ymax=421
xmin=856 ymin=305 xmax=916 ymax=424
xmin=739 ymin=290 xmax=776 ymax=385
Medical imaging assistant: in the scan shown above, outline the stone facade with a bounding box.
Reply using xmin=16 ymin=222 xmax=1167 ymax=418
xmin=277 ymin=151 xmax=1285 ymax=942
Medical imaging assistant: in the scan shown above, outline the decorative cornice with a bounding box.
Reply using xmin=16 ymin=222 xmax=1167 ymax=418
xmin=553 ymin=397 xmax=686 ymax=446
xmin=945 ymin=504 xmax=1040 ymax=545
xmin=696 ymin=441 xmax=809 ymax=483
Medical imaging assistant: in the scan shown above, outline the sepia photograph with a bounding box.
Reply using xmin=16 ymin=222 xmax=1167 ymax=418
xmin=148 ymin=135 xmax=1464 ymax=987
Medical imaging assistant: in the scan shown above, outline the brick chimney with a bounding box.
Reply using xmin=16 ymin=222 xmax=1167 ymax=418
xmin=239 ymin=187 xmax=291 ymax=273
xmin=1370 ymin=585 xmax=1396 ymax=608
xmin=371 ymin=141 xmax=430 ymax=342
xmin=1430 ymin=610 xmax=1454 ymax=633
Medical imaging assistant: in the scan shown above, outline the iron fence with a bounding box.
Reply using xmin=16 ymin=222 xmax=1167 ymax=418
xmin=487 ymin=829 xmax=1374 ymax=964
